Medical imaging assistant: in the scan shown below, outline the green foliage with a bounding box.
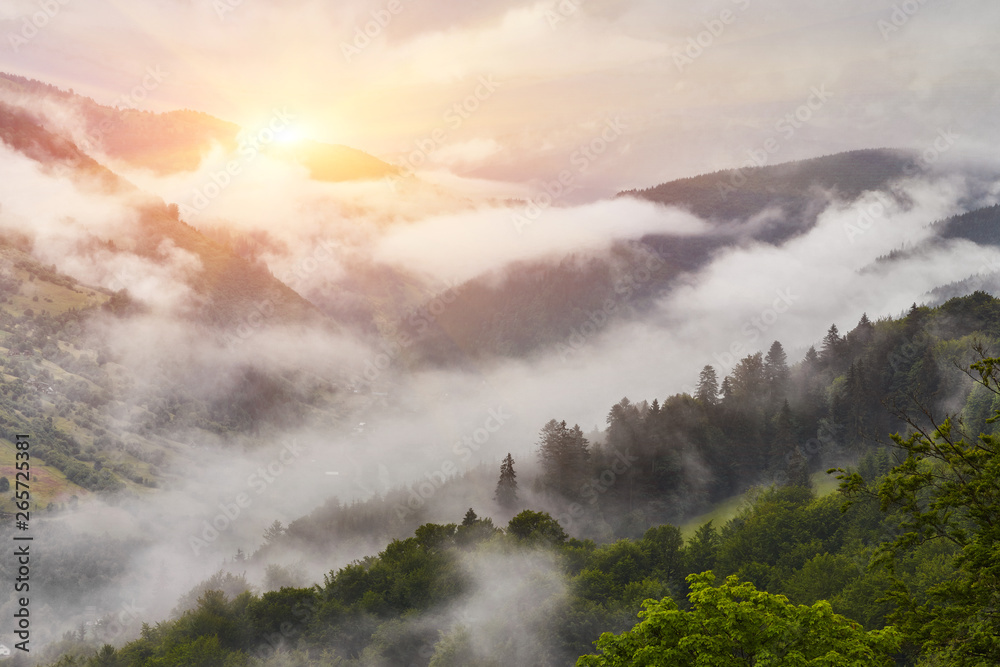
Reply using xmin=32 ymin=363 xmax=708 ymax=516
xmin=577 ymin=572 xmax=901 ymax=666
xmin=835 ymin=348 xmax=1000 ymax=664
xmin=537 ymin=419 xmax=590 ymax=499
xmin=507 ymin=510 xmax=568 ymax=543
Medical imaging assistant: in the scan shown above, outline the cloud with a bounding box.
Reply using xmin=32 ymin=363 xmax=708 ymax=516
xmin=371 ymin=197 xmax=709 ymax=284
xmin=3 ymin=0 xmax=999 ymax=193
xmin=430 ymin=137 xmax=503 ymax=167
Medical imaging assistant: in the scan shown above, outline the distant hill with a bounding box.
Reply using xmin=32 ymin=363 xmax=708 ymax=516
xmin=619 ymin=148 xmax=917 ymax=242
xmin=934 ymin=203 xmax=1000 ymax=246
xmin=392 ymin=150 xmax=926 ymax=365
xmin=0 ymin=100 xmax=318 ymax=328
xmin=0 ymin=71 xmax=397 ymax=180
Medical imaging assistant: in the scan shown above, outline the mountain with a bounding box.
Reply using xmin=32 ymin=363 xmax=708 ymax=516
xmin=618 ymin=148 xmax=917 ymax=241
xmin=23 ymin=291 xmax=1000 ymax=666
xmin=389 ymin=150 xmax=940 ymax=366
xmin=0 ymin=72 xmax=397 ymax=181
xmin=934 ymin=203 xmax=1000 ymax=246
xmin=0 ymin=100 xmax=317 ymax=328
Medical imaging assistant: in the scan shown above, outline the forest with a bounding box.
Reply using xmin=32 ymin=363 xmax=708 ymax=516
xmin=20 ymin=290 xmax=1000 ymax=666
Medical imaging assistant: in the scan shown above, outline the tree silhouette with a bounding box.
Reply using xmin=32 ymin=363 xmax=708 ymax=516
xmin=537 ymin=420 xmax=589 ymax=499
xmin=494 ymin=453 xmax=518 ymax=508
xmin=695 ymin=365 xmax=719 ymax=405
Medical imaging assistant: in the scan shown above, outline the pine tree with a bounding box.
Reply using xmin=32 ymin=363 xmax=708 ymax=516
xmin=462 ymin=508 xmax=478 ymax=526
xmin=786 ymin=447 xmax=812 ymax=489
xmin=821 ymin=324 xmax=844 ymax=367
xmin=537 ymin=420 xmax=590 ymax=499
xmin=764 ymin=341 xmax=789 ymax=405
xmin=494 ymin=453 xmax=518 ymax=508
xmin=695 ymin=365 xmax=719 ymax=405
xmin=769 ymin=400 xmax=796 ymax=471
xmin=720 ymin=376 xmax=734 ymax=404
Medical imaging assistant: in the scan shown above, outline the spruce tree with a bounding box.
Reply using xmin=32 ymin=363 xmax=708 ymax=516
xmin=537 ymin=420 xmax=589 ymax=499
xmin=494 ymin=453 xmax=518 ymax=508
xmin=764 ymin=341 xmax=789 ymax=404
xmin=695 ymin=365 xmax=719 ymax=405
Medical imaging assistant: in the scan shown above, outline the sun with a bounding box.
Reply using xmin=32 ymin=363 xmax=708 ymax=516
xmin=273 ymin=126 xmax=305 ymax=145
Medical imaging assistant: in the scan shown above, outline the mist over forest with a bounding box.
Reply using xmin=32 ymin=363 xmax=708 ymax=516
xmin=1 ymin=1 xmax=1000 ymax=665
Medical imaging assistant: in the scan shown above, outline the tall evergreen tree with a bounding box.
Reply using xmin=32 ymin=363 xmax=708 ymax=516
xmin=764 ymin=341 xmax=789 ymax=406
xmin=720 ymin=376 xmax=734 ymax=404
xmin=494 ymin=453 xmax=518 ymax=508
xmin=769 ymin=399 xmax=796 ymax=471
xmin=821 ymin=323 xmax=844 ymax=367
xmin=730 ymin=352 xmax=766 ymax=410
xmin=537 ymin=420 xmax=590 ymax=499
xmin=695 ymin=365 xmax=719 ymax=405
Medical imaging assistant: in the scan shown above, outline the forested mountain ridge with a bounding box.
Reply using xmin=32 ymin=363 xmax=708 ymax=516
xmin=618 ymin=148 xmax=918 ymax=238
xmin=393 ymin=149 xmax=1000 ymax=367
xmin=32 ymin=291 xmax=1000 ymax=666
xmin=0 ymin=99 xmax=318 ymax=328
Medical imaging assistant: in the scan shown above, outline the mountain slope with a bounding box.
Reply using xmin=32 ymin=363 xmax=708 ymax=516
xmin=0 ymin=71 xmax=397 ymax=181
xmin=392 ymin=150 xmax=928 ymax=365
xmin=0 ymin=100 xmax=318 ymax=327
xmin=619 ymin=149 xmax=917 ymax=242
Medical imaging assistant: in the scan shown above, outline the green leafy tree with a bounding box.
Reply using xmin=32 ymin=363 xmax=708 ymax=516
xmin=88 ymin=644 xmax=124 ymax=667
xmin=577 ymin=572 xmax=900 ymax=666
xmin=506 ymin=510 xmax=567 ymax=544
xmin=836 ymin=351 xmax=1000 ymax=664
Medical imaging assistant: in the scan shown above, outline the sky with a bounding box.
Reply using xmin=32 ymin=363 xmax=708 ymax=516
xmin=4 ymin=0 xmax=1000 ymax=646
xmin=1 ymin=0 xmax=999 ymax=196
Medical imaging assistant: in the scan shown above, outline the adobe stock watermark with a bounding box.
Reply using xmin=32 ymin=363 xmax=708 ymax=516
xmin=773 ymin=421 xmax=843 ymax=486
xmin=510 ymin=116 xmax=627 ymax=233
xmin=673 ymin=0 xmax=751 ymax=73
xmin=76 ymin=66 xmax=170 ymax=154
xmin=213 ymin=0 xmax=244 ymax=20
xmin=713 ymin=287 xmax=797 ymax=373
xmin=716 ymin=84 xmax=833 ymax=200
xmin=222 ymin=297 xmax=277 ymax=350
xmin=340 ymin=0 xmax=416 ymax=62
xmin=902 ymin=127 xmax=959 ymax=176
xmin=544 ymin=0 xmax=586 ymax=29
xmin=277 ymin=237 xmax=340 ymax=293
xmin=89 ymin=598 xmax=146 ymax=644
xmin=393 ymin=407 xmax=512 ymax=519
xmin=177 ymin=108 xmax=295 ymax=217
xmin=385 ymin=76 xmax=501 ymax=191
xmin=7 ymin=0 xmax=70 ymax=53
xmin=877 ymin=0 xmax=929 ymax=40
xmin=555 ymin=448 xmax=639 ymax=530
xmin=189 ymin=439 xmax=305 ymax=556
xmin=843 ymin=128 xmax=958 ymax=244
xmin=556 ymin=251 xmax=666 ymax=362
xmin=350 ymin=281 xmax=460 ymax=387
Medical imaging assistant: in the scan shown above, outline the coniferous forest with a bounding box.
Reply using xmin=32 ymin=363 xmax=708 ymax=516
xmin=21 ymin=291 xmax=1000 ymax=666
